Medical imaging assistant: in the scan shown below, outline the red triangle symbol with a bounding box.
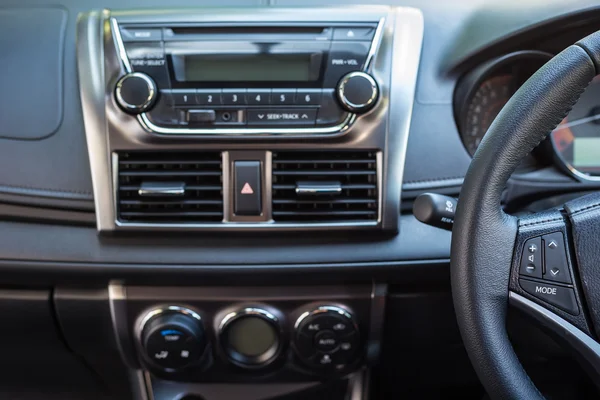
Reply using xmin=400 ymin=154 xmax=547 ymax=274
xmin=241 ymin=183 xmax=254 ymax=195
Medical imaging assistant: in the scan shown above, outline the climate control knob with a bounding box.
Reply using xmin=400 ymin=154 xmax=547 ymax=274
xmin=139 ymin=307 xmax=206 ymax=371
xmin=115 ymin=72 xmax=157 ymax=114
xmin=293 ymin=305 xmax=360 ymax=369
xmin=336 ymin=71 xmax=379 ymax=113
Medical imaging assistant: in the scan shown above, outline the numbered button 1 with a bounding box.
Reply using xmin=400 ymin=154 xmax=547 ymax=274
xmin=222 ymin=89 xmax=247 ymax=105
xmin=247 ymin=89 xmax=271 ymax=105
xmin=271 ymin=89 xmax=296 ymax=105
xmin=197 ymin=90 xmax=222 ymax=106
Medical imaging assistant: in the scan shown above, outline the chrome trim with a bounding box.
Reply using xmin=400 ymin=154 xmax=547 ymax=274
xmin=110 ymin=17 xmax=385 ymax=136
xmin=218 ymin=307 xmax=278 ymax=333
xmin=138 ymin=305 xmax=202 ymax=336
xmin=365 ymin=17 xmax=386 ymax=71
xmin=295 ymin=182 xmax=342 ymax=195
xmin=138 ymin=182 xmax=185 ymax=197
xmin=294 ymin=305 xmax=354 ymax=330
xmin=337 ymin=71 xmax=379 ymax=113
xmin=115 ymin=72 xmax=156 ymax=112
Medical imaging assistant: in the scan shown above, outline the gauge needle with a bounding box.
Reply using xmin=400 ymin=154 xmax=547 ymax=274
xmin=553 ymin=113 xmax=600 ymax=131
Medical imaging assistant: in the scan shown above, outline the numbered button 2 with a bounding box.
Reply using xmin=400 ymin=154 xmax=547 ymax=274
xmin=271 ymin=89 xmax=296 ymax=105
xmin=197 ymin=90 xmax=222 ymax=106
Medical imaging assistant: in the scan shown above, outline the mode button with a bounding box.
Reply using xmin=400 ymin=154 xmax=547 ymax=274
xmin=519 ymin=279 xmax=579 ymax=315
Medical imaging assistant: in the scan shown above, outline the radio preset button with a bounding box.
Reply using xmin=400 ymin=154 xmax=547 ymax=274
xmin=171 ymin=90 xmax=199 ymax=106
xmin=196 ymin=90 xmax=222 ymax=106
xmin=271 ymin=89 xmax=296 ymax=105
xmin=295 ymin=89 xmax=322 ymax=105
xmin=120 ymin=27 xmax=163 ymax=42
xmin=247 ymin=90 xmax=271 ymax=105
xmin=247 ymin=109 xmax=317 ymax=126
xmin=222 ymin=89 xmax=247 ymax=105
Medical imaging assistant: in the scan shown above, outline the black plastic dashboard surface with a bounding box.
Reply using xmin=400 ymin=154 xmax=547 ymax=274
xmin=2 ymin=0 xmax=599 ymax=213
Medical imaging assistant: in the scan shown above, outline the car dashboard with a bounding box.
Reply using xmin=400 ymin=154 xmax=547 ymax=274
xmin=0 ymin=0 xmax=599 ymax=399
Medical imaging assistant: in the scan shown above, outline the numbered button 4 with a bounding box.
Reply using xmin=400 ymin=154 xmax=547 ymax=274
xmin=247 ymin=89 xmax=271 ymax=105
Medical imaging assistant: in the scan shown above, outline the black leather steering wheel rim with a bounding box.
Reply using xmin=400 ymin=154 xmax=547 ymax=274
xmin=450 ymin=32 xmax=600 ymax=399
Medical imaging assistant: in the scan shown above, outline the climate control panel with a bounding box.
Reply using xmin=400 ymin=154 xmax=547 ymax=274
xmin=294 ymin=306 xmax=360 ymax=369
xmin=119 ymin=285 xmax=381 ymax=383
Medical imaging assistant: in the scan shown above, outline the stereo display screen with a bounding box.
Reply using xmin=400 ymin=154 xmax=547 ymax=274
xmin=178 ymin=53 xmax=320 ymax=82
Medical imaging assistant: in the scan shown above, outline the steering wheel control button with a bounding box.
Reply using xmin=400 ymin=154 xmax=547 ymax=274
xmin=140 ymin=308 xmax=206 ymax=370
xmin=115 ymin=72 xmax=157 ymax=114
xmin=542 ymin=232 xmax=572 ymax=284
xmin=519 ymin=279 xmax=579 ymax=315
xmin=294 ymin=306 xmax=360 ymax=369
xmin=520 ymin=237 xmax=543 ymax=278
xmin=234 ymin=161 xmax=262 ymax=216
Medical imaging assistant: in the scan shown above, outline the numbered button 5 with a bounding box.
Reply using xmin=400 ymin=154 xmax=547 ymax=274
xmin=197 ymin=90 xmax=222 ymax=106
xmin=272 ymin=89 xmax=296 ymax=105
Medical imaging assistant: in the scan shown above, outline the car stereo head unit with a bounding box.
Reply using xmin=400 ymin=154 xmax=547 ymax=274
xmin=111 ymin=19 xmax=384 ymax=135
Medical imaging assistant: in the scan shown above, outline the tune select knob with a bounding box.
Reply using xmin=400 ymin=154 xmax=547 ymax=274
xmin=336 ymin=71 xmax=379 ymax=113
xmin=115 ymin=72 xmax=157 ymax=114
xmin=293 ymin=306 xmax=360 ymax=369
xmin=140 ymin=307 xmax=206 ymax=370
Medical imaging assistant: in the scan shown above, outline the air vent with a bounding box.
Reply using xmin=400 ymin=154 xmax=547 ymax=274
xmin=117 ymin=152 xmax=223 ymax=223
xmin=272 ymin=151 xmax=379 ymax=223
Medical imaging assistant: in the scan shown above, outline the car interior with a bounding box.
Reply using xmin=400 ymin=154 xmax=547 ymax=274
xmin=1 ymin=0 xmax=600 ymax=399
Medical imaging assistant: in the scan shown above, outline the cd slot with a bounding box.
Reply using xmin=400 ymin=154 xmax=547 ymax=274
xmin=170 ymin=26 xmax=328 ymax=35
xmin=163 ymin=25 xmax=335 ymax=42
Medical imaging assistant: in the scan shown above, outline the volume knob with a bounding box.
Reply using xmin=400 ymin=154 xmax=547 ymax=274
xmin=115 ymin=72 xmax=157 ymax=114
xmin=336 ymin=71 xmax=379 ymax=114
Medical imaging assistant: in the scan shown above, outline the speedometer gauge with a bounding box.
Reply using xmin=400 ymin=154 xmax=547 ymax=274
xmin=551 ymin=75 xmax=600 ymax=181
xmin=463 ymin=75 xmax=515 ymax=155
xmin=455 ymin=51 xmax=553 ymax=156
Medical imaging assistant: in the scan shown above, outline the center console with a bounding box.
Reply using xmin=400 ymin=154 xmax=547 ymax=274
xmin=75 ymin=5 xmax=424 ymax=400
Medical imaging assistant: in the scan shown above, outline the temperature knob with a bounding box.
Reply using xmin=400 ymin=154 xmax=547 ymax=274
xmin=139 ymin=307 xmax=206 ymax=371
xmin=115 ymin=72 xmax=157 ymax=114
xmin=336 ymin=71 xmax=379 ymax=113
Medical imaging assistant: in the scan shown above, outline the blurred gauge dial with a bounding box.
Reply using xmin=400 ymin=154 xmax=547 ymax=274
xmin=463 ymin=75 xmax=515 ymax=156
xmin=550 ymin=75 xmax=600 ymax=181
xmin=455 ymin=51 xmax=552 ymax=157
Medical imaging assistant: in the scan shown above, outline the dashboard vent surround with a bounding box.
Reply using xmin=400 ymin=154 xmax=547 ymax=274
xmin=272 ymin=151 xmax=379 ymax=223
xmin=117 ymin=152 xmax=223 ymax=223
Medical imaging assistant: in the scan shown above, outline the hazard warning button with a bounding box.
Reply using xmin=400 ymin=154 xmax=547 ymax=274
xmin=234 ymin=161 xmax=262 ymax=216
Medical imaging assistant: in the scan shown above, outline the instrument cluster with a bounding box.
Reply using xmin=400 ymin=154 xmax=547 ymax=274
xmin=454 ymin=50 xmax=600 ymax=182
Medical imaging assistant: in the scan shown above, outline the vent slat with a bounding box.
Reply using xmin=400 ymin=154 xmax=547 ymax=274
xmin=273 ymin=199 xmax=376 ymax=205
xmin=272 ymin=151 xmax=378 ymax=223
xmin=120 ymin=171 xmax=222 ymax=177
xmin=117 ymin=152 xmax=223 ymax=223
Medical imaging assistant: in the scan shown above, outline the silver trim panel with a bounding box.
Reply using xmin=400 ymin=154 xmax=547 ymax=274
xmin=110 ymin=17 xmax=385 ymax=137
xmin=77 ymin=7 xmax=425 ymax=232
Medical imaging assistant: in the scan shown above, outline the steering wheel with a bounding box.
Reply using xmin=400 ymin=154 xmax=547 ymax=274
xmin=452 ymin=32 xmax=600 ymax=398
